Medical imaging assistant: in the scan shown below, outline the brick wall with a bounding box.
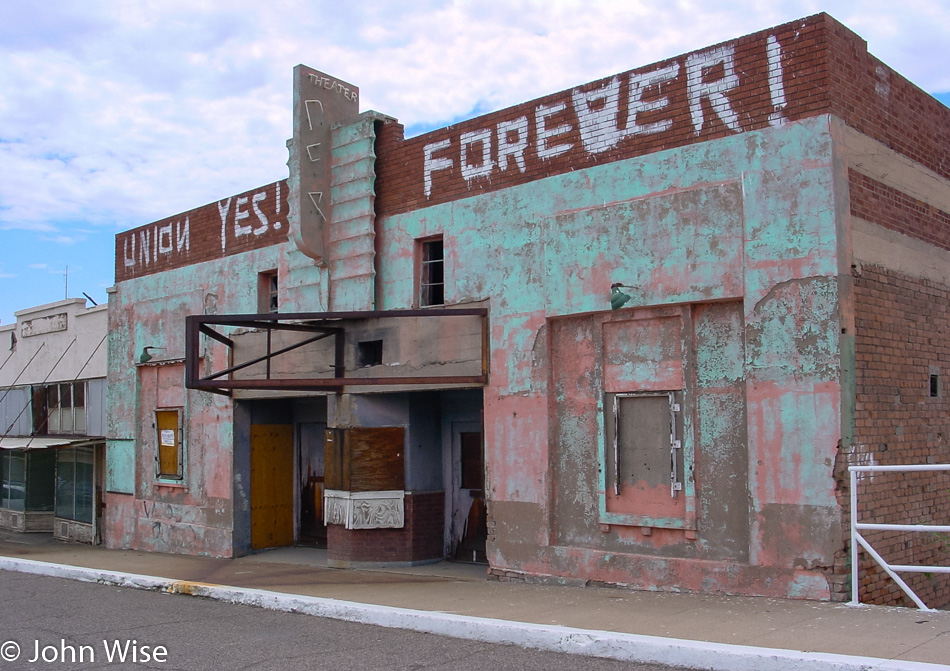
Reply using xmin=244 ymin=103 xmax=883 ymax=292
xmin=115 ymin=179 xmax=289 ymax=281
xmin=327 ymin=491 xmax=444 ymax=564
xmin=375 ymin=14 xmax=833 ymax=217
xmin=828 ymin=22 xmax=950 ymax=185
xmin=375 ymin=14 xmax=950 ymax=219
xmin=850 ymin=170 xmax=950 ymax=252
xmin=845 ymin=264 xmax=950 ymax=607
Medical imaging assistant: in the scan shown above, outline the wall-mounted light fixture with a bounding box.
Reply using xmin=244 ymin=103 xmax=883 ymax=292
xmin=140 ymin=346 xmax=165 ymax=363
xmin=610 ymin=283 xmax=632 ymax=310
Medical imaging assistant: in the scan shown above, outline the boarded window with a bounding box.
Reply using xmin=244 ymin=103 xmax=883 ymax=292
xmin=604 ymin=391 xmax=686 ymax=524
xmin=325 ymin=427 xmax=404 ymax=492
xmin=155 ymin=409 xmax=183 ymax=480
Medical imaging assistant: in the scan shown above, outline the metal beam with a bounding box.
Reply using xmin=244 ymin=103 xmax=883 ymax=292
xmin=185 ymin=308 xmax=489 ymax=394
xmin=190 ymin=375 xmax=487 ymax=391
xmin=203 ymin=330 xmax=338 ymax=381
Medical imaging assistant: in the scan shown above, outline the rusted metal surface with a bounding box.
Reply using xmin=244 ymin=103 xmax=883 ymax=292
xmin=185 ymin=309 xmax=488 ymax=394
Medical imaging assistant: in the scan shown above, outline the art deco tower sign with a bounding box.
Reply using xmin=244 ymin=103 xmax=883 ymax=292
xmin=288 ymin=65 xmax=360 ymax=264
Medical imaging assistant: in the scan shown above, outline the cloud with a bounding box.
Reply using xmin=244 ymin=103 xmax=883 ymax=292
xmin=26 ymin=262 xmax=78 ymax=274
xmin=40 ymin=234 xmax=87 ymax=245
xmin=0 ymin=0 xmax=948 ymax=253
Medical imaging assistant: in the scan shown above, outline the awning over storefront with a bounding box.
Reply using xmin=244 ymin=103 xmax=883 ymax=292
xmin=0 ymin=437 xmax=104 ymax=450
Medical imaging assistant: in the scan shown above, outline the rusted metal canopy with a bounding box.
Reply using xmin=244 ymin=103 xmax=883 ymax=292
xmin=185 ymin=308 xmax=488 ymax=396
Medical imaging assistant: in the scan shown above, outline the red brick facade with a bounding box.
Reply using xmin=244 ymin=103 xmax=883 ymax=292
xmin=828 ymin=22 xmax=950 ymax=184
xmin=327 ymin=491 xmax=444 ymax=565
xmin=838 ymin=138 xmax=950 ymax=607
xmin=846 ymin=265 xmax=950 ymax=607
xmin=376 ymin=14 xmax=834 ymax=217
xmin=850 ymin=170 xmax=950 ymax=252
xmin=374 ymin=14 xmax=950 ymax=220
xmin=115 ymin=179 xmax=289 ymax=281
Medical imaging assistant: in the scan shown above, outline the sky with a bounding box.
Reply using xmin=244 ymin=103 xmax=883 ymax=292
xmin=1 ymin=0 xmax=949 ymax=326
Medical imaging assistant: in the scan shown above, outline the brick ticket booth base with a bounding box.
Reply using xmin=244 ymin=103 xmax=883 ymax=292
xmin=327 ymin=491 xmax=445 ymax=567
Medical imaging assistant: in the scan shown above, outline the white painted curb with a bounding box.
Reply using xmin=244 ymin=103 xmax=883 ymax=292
xmin=0 ymin=557 xmax=943 ymax=671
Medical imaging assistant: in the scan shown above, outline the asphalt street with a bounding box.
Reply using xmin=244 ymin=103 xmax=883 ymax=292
xmin=0 ymin=571 xmax=686 ymax=671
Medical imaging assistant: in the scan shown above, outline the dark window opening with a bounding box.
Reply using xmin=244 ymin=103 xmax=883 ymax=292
xmin=31 ymin=382 xmax=86 ymax=435
xmin=56 ymin=445 xmax=94 ymax=523
xmin=258 ymin=270 xmax=279 ymax=313
xmin=357 ymin=340 xmax=383 ymax=367
xmin=460 ymin=432 xmax=484 ymax=491
xmin=930 ymin=374 xmax=940 ymax=398
xmin=419 ymin=238 xmax=444 ymax=307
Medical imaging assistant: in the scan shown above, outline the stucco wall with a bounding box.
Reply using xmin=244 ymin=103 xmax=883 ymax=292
xmin=0 ymin=299 xmax=107 ymax=387
xmin=0 ymin=299 xmax=107 ymax=439
xmin=106 ymin=240 xmax=304 ymax=556
xmin=376 ymin=114 xmax=843 ymax=598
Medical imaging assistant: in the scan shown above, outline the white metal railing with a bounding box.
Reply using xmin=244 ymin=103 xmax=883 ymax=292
xmin=849 ymin=464 xmax=950 ymax=611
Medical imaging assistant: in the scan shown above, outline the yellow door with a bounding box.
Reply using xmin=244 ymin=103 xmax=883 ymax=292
xmin=250 ymin=425 xmax=294 ymax=549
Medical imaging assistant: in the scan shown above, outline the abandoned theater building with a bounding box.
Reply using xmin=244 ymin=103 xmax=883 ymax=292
xmin=105 ymin=14 xmax=950 ymax=606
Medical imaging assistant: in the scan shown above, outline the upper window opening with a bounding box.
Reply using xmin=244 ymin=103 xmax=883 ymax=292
xmin=419 ymin=238 xmax=444 ymax=307
xmin=258 ymin=270 xmax=279 ymax=313
xmin=32 ymin=381 xmax=86 ymax=435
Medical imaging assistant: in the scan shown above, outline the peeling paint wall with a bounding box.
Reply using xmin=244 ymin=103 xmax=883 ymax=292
xmin=104 ymin=109 xmax=380 ymax=558
xmin=106 ymin=242 xmax=300 ymax=557
xmin=376 ymin=114 xmax=843 ymax=598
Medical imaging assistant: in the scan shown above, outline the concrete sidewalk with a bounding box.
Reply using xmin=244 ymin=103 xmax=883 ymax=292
xmin=0 ymin=532 xmax=947 ymax=670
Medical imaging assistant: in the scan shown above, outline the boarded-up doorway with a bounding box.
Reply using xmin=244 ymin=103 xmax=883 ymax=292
xmin=250 ymin=424 xmax=294 ymax=550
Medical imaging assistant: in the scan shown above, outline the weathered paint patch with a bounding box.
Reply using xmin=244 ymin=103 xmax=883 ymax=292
xmin=754 ymin=503 xmax=841 ymax=570
xmin=494 ymin=543 xmax=831 ymax=600
xmin=606 ymin=482 xmax=686 ymax=520
xmin=488 ymin=500 xmax=550 ymax=549
xmin=603 ymin=316 xmax=683 ymax=392
xmin=105 ymin=439 xmax=135 ymax=495
xmin=747 ymin=379 xmax=840 ymax=508
xmin=485 ymin=392 xmax=550 ymax=506
xmin=490 ymin=311 xmax=547 ymax=395
xmin=746 ymin=276 xmax=840 ymax=382
xmin=107 ymin=242 xmax=290 ymax=557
